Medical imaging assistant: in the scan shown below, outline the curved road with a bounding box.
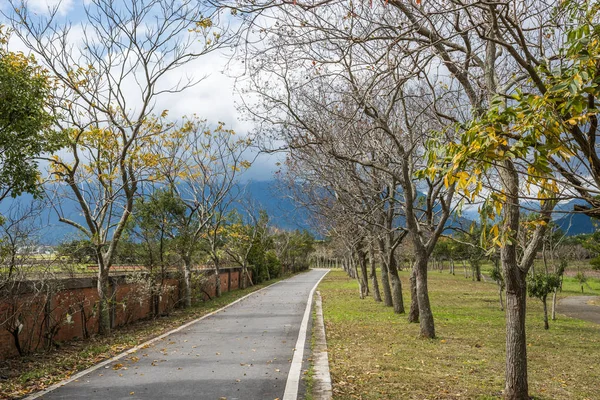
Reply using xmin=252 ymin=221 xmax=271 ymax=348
xmin=558 ymin=295 xmax=600 ymax=324
xmin=30 ymin=269 xmax=329 ymax=400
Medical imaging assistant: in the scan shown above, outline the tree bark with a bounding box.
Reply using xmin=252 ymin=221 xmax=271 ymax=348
xmin=388 ymin=251 xmax=404 ymax=314
xmin=380 ymin=258 xmax=393 ymax=306
xmin=551 ymin=288 xmax=557 ymax=321
xmin=415 ymin=256 xmax=435 ymax=338
xmin=408 ymin=266 xmax=419 ymax=323
xmin=369 ymin=245 xmax=382 ymax=302
xmin=183 ymin=257 xmax=192 ymax=308
xmin=97 ymin=262 xmax=111 ymax=335
xmin=357 ymin=247 xmax=370 ymax=297
xmin=504 ymin=279 xmax=528 ymax=399
xmin=353 ymin=257 xmax=364 ymax=299
xmin=500 ymin=159 xmax=529 ymax=400
xmin=378 ymin=240 xmax=393 ymax=307
xmin=214 ymin=257 xmax=223 ymax=296
xmin=542 ymin=296 xmax=549 ymax=330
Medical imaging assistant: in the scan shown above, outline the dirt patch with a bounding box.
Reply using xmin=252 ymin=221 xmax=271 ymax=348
xmin=564 ymin=270 xmax=600 ymax=279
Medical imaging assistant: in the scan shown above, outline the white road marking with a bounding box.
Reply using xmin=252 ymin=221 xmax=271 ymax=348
xmin=283 ymin=269 xmax=330 ymax=400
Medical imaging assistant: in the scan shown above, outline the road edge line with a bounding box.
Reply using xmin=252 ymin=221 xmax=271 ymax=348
xmin=283 ymin=268 xmax=330 ymax=400
xmin=25 ymin=279 xmax=285 ymax=400
xmin=312 ymin=290 xmax=333 ymax=399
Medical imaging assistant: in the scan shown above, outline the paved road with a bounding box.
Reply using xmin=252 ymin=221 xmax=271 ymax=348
xmin=558 ymin=295 xmax=600 ymax=324
xmin=34 ymin=269 xmax=329 ymax=400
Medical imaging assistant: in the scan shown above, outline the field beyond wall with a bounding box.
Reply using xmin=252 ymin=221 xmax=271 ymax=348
xmin=318 ymin=270 xmax=600 ymax=399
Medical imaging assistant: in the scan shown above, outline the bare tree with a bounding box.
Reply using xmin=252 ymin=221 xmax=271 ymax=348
xmin=9 ymin=0 xmax=234 ymax=333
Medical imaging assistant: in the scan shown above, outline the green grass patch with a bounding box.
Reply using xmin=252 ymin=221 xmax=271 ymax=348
xmin=320 ymin=270 xmax=600 ymax=399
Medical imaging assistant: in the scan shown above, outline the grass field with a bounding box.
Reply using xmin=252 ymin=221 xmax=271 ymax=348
xmin=318 ymin=269 xmax=600 ymax=399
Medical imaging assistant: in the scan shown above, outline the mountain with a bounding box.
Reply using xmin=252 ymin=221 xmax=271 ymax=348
xmin=236 ymin=180 xmax=313 ymax=232
xmin=0 ymin=180 xmax=313 ymax=245
xmin=4 ymin=182 xmax=598 ymax=244
xmin=462 ymin=198 xmax=599 ymax=236
xmin=555 ymin=213 xmax=598 ymax=235
xmin=554 ymin=199 xmax=599 ymax=235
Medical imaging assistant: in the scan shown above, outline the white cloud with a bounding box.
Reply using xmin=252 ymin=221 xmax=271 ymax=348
xmin=2 ymin=4 xmax=277 ymax=182
xmin=25 ymin=0 xmax=74 ymax=15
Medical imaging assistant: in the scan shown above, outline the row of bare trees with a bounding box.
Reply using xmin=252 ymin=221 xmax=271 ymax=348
xmin=217 ymin=1 xmax=600 ymax=398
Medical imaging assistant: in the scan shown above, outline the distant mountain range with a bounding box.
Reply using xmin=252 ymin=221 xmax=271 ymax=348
xmin=460 ymin=198 xmax=599 ymax=236
xmin=553 ymin=199 xmax=599 ymax=235
xmin=1 ymin=182 xmax=598 ymax=245
xmin=0 ymin=180 xmax=312 ymax=245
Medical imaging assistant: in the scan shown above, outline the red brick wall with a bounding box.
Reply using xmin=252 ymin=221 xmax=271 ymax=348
xmin=0 ymin=269 xmax=245 ymax=360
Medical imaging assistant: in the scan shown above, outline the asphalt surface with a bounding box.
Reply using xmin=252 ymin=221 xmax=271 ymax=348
xmin=36 ymin=269 xmax=329 ymax=400
xmin=558 ymin=295 xmax=600 ymax=324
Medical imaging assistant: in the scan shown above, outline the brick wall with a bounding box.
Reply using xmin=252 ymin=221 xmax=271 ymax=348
xmin=0 ymin=268 xmax=247 ymax=360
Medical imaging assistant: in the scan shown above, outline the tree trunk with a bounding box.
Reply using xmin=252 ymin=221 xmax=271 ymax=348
xmin=353 ymin=258 xmax=364 ymax=299
xmin=542 ymin=296 xmax=549 ymax=330
xmin=358 ymin=248 xmax=370 ymax=297
xmin=504 ymin=280 xmax=528 ymax=399
xmin=97 ymin=264 xmax=111 ymax=335
xmin=551 ymin=288 xmax=557 ymax=321
xmin=214 ymin=257 xmax=223 ymax=296
xmin=369 ymin=246 xmax=382 ymax=302
xmin=408 ymin=265 xmax=419 ymax=323
xmin=500 ymin=159 xmax=529 ymax=400
xmin=10 ymin=326 xmax=23 ymax=356
xmin=380 ymin=261 xmax=393 ymax=307
xmin=183 ymin=257 xmax=192 ymax=308
xmin=388 ymin=253 xmax=404 ymax=314
xmin=415 ymin=256 xmax=435 ymax=338
xmin=245 ymin=265 xmax=254 ymax=287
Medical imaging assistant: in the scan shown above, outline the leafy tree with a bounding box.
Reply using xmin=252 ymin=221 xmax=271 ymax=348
xmin=527 ymin=272 xmax=562 ymax=330
xmin=264 ymin=250 xmax=281 ymax=280
xmin=56 ymin=240 xmax=96 ymax=264
xmin=574 ymin=271 xmax=588 ymax=294
xmin=153 ymin=117 xmax=250 ymax=303
xmin=274 ymin=230 xmax=315 ymax=273
xmin=0 ymin=27 xmax=57 ymax=203
xmin=9 ymin=0 xmax=229 ymax=333
xmin=223 ymin=209 xmax=270 ymax=289
xmin=579 ymin=231 xmax=600 ymax=271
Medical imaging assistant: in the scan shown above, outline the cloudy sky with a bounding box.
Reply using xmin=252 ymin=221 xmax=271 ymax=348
xmin=1 ymin=0 xmax=281 ymax=181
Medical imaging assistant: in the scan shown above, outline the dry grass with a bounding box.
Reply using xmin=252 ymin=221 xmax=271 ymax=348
xmin=319 ymin=270 xmax=600 ymax=400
